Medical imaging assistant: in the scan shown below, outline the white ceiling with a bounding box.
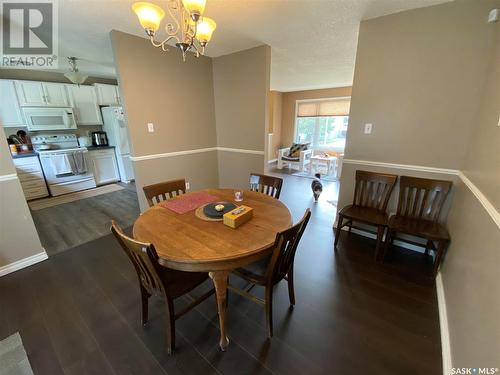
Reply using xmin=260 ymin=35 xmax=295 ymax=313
xmin=57 ymin=0 xmax=450 ymax=92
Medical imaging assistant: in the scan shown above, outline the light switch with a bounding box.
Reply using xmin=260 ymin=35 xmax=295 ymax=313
xmin=364 ymin=123 xmax=373 ymax=134
xmin=147 ymin=123 xmax=154 ymax=132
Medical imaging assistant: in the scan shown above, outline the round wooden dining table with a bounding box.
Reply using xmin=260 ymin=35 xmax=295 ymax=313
xmin=133 ymin=188 xmax=292 ymax=350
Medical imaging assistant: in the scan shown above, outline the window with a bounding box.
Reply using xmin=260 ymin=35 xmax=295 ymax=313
xmin=295 ymin=99 xmax=350 ymax=150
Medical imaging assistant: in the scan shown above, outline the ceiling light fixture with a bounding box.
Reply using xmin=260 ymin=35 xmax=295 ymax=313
xmin=132 ymin=0 xmax=216 ymax=61
xmin=64 ymin=57 xmax=88 ymax=85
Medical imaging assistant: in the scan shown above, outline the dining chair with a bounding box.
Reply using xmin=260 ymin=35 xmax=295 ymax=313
xmin=143 ymin=178 xmax=186 ymax=207
xmin=383 ymin=176 xmax=452 ymax=278
xmin=229 ymin=209 xmax=311 ymax=337
xmin=249 ymin=173 xmax=284 ymax=199
xmin=111 ymin=221 xmax=214 ymax=354
xmin=334 ymin=170 xmax=398 ymax=259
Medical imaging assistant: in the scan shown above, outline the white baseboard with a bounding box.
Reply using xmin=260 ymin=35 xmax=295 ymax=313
xmin=0 ymin=251 xmax=48 ymax=277
xmin=436 ymin=272 xmax=452 ymax=374
xmin=268 ymin=159 xmax=277 ymax=164
xmin=340 ymin=226 xmax=425 ymax=253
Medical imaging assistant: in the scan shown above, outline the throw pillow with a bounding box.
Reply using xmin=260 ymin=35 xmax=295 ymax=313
xmin=288 ymin=143 xmax=309 ymax=157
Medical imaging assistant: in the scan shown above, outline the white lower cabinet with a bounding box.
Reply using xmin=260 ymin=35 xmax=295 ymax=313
xmin=88 ymin=149 xmax=120 ymax=186
xmin=13 ymin=156 xmax=49 ymax=200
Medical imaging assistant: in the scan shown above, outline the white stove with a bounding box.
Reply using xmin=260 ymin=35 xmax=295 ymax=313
xmin=32 ymin=133 xmax=97 ymax=196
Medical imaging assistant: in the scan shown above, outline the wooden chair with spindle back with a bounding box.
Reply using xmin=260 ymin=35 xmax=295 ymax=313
xmin=249 ymin=173 xmax=284 ymax=199
xmin=383 ymin=176 xmax=452 ymax=278
xmin=143 ymin=178 xmax=187 ymax=207
xmin=110 ymin=221 xmax=214 ymax=354
xmin=229 ymin=209 xmax=311 ymax=337
xmin=334 ymin=170 xmax=398 ymax=259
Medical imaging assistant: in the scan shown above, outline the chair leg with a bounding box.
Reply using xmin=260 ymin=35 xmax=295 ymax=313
xmin=432 ymin=240 xmax=448 ymax=278
xmin=348 ymin=221 xmax=353 ymax=234
xmin=334 ymin=215 xmax=344 ymax=251
xmin=165 ymin=298 xmax=176 ymax=354
xmin=375 ymin=225 xmax=385 ymax=261
xmin=140 ymin=286 xmax=150 ymax=326
xmin=424 ymin=240 xmax=433 ymax=263
xmin=382 ymin=229 xmax=393 ymax=262
xmin=265 ymin=286 xmax=274 ymax=338
xmin=287 ymin=269 xmax=295 ymax=307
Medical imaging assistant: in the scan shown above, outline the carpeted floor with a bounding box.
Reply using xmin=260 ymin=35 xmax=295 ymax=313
xmin=0 ymin=333 xmax=34 ymax=375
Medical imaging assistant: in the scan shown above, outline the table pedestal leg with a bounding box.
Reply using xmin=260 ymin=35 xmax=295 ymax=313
xmin=209 ymin=270 xmax=230 ymax=351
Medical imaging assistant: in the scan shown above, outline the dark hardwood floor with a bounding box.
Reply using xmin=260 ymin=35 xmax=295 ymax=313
xmin=0 ymin=174 xmax=441 ymax=374
xmin=31 ymin=183 xmax=140 ymax=256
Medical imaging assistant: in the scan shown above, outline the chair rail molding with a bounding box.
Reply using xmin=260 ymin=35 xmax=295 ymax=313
xmin=342 ymin=159 xmax=460 ymax=175
xmin=458 ymin=171 xmax=500 ymax=229
xmin=0 ymin=173 xmax=18 ymax=182
xmin=130 ymin=147 xmax=265 ymax=162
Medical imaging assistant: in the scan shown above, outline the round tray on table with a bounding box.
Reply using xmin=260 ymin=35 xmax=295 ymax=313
xmin=195 ymin=201 xmax=237 ymax=222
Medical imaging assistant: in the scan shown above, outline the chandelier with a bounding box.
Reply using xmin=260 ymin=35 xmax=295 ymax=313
xmin=132 ymin=1 xmax=216 ymax=61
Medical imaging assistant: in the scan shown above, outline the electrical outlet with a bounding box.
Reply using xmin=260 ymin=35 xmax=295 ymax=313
xmin=147 ymin=123 xmax=154 ymax=132
xmin=364 ymin=123 xmax=373 ymax=134
xmin=185 ymin=182 xmax=190 ymax=190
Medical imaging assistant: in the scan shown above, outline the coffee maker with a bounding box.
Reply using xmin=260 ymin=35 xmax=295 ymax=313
xmin=91 ymin=131 xmax=109 ymax=147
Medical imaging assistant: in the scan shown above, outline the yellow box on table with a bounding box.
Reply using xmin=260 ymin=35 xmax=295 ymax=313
xmin=223 ymin=206 xmax=253 ymax=228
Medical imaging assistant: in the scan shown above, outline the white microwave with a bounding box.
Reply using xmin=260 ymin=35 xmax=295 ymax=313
xmin=22 ymin=107 xmax=77 ymax=131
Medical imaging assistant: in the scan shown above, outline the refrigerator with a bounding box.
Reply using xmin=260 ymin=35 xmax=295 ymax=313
xmin=101 ymin=106 xmax=135 ymax=183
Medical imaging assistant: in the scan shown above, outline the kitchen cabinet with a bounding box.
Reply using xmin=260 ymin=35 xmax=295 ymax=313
xmin=0 ymin=80 xmax=25 ymax=127
xmin=15 ymin=81 xmax=46 ymax=106
xmin=13 ymin=156 xmax=49 ymax=200
xmin=88 ymin=148 xmax=120 ymax=186
xmin=42 ymin=83 xmax=70 ymax=106
xmin=15 ymin=80 xmax=69 ymax=107
xmin=94 ymin=84 xmax=121 ymax=106
xmin=66 ymin=85 xmax=103 ymax=125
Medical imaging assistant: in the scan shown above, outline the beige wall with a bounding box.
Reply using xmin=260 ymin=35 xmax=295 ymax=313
xmin=112 ymin=32 xmax=271 ymax=206
xmin=212 ymin=45 xmax=271 ymax=188
xmin=344 ymin=0 xmax=495 ymax=169
xmin=0 ymin=136 xmax=44 ymax=268
xmin=111 ymin=30 xmax=219 ymax=210
xmin=338 ymin=0 xmax=500 ymax=368
xmin=281 ymin=86 xmax=352 ymax=147
xmin=440 ymin=15 xmax=500 ymax=368
xmin=0 ymin=69 xmax=117 ymax=85
xmin=268 ymin=91 xmax=282 ymax=160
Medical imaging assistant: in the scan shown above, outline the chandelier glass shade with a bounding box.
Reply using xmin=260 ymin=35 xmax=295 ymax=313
xmin=64 ymin=57 xmax=88 ymax=85
xmin=132 ymin=0 xmax=216 ymax=61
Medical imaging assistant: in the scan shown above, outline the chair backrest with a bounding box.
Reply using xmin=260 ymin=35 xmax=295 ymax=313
xmin=266 ymin=209 xmax=311 ymax=284
xmin=250 ymin=173 xmax=283 ymax=199
xmin=111 ymin=221 xmax=164 ymax=295
xmin=143 ymin=179 xmax=186 ymax=207
xmin=352 ymin=170 xmax=398 ymax=212
xmin=396 ymin=176 xmax=452 ymax=222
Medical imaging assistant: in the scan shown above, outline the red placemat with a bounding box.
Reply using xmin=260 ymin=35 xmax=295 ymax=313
xmin=159 ymin=192 xmax=219 ymax=214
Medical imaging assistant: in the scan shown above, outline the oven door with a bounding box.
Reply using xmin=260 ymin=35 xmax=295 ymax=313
xmin=23 ymin=107 xmax=77 ymax=131
xmin=39 ymin=150 xmax=94 ymax=185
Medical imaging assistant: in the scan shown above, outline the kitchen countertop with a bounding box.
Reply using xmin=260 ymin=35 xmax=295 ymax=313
xmin=86 ymin=145 xmax=116 ymax=150
xmin=11 ymin=151 xmax=38 ymax=159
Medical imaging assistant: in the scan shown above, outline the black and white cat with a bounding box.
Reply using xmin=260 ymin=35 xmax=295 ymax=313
xmin=311 ymin=173 xmax=323 ymax=202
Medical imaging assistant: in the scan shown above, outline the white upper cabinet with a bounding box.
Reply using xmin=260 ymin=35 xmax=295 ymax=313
xmin=94 ymin=84 xmax=121 ymax=106
xmin=66 ymin=84 xmax=103 ymax=125
xmin=43 ymin=82 xmax=70 ymax=106
xmin=0 ymin=80 xmax=25 ymax=127
xmin=15 ymin=81 xmax=46 ymax=106
xmin=15 ymin=80 xmax=69 ymax=107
